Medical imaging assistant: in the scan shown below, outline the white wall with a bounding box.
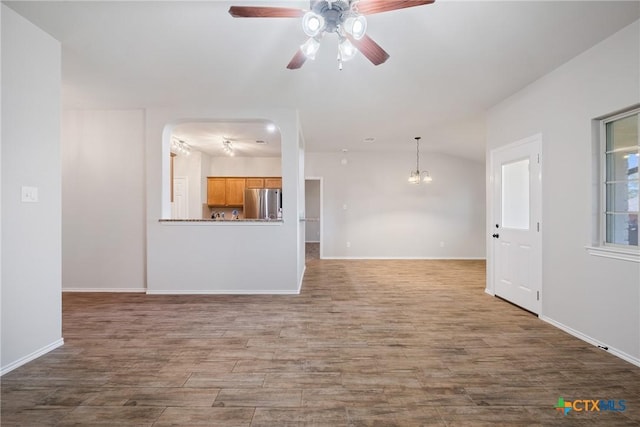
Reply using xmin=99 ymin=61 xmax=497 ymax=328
xmin=1 ymin=5 xmax=63 ymax=373
xmin=147 ymin=108 xmax=304 ymax=294
xmin=61 ymin=110 xmax=146 ymax=292
xmin=209 ymin=156 xmax=281 ymax=177
xmin=0 ymin=3 xmax=3 ymax=375
xmin=200 ymin=152 xmax=211 ymax=212
xmin=487 ymin=21 xmax=640 ymax=363
xmin=305 ymin=151 xmax=486 ymax=259
xmin=297 ymin=129 xmax=306 ymax=280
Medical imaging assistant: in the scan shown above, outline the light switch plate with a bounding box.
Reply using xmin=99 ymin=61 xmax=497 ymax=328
xmin=21 ymin=186 xmax=39 ymax=203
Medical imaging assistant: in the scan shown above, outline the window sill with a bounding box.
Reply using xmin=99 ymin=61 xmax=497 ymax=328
xmin=585 ymin=246 xmax=640 ymax=263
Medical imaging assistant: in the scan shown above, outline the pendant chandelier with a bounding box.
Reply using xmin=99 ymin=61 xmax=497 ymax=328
xmin=408 ymin=137 xmax=432 ymax=184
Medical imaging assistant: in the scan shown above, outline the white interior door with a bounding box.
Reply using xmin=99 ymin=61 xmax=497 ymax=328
xmin=491 ymin=135 xmax=542 ymax=314
xmin=172 ymin=176 xmax=188 ymax=219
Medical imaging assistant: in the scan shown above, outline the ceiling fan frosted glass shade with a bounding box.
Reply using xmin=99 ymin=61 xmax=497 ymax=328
xmin=338 ymin=39 xmax=358 ymax=61
xmin=422 ymin=172 xmax=433 ymax=182
xmin=343 ymin=15 xmax=367 ymax=40
xmin=300 ymin=37 xmax=321 ymax=59
xmin=302 ymin=12 xmax=325 ymax=37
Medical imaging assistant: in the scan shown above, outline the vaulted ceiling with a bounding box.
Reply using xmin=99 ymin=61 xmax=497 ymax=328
xmin=6 ymin=1 xmax=640 ymax=161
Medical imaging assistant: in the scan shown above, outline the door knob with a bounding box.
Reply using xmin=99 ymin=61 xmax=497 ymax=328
xmin=492 ymin=233 xmax=500 ymax=238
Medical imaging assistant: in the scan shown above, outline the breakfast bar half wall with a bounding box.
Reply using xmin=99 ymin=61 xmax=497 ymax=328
xmin=145 ymin=107 xmax=306 ymax=294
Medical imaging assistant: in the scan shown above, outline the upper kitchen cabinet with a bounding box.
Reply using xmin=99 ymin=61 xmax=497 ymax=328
xmin=264 ymin=178 xmax=282 ymax=189
xmin=207 ymin=177 xmax=283 ymax=206
xmin=246 ymin=177 xmax=282 ymax=189
xmin=246 ymin=178 xmax=265 ymax=189
xmin=225 ymin=178 xmax=245 ymax=206
xmin=207 ymin=177 xmax=245 ymax=207
xmin=207 ymin=178 xmax=226 ymax=206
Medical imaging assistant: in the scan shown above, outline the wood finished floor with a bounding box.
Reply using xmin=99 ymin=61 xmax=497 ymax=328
xmin=2 ymin=249 xmax=640 ymax=426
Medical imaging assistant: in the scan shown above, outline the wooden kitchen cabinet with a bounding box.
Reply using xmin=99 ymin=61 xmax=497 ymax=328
xmin=207 ymin=177 xmax=245 ymax=207
xmin=264 ymin=178 xmax=282 ymax=189
xmin=245 ymin=178 xmax=264 ymax=188
xmin=208 ymin=177 xmax=280 ymax=206
xmin=225 ymin=178 xmax=245 ymax=207
xmin=207 ymin=178 xmax=226 ymax=206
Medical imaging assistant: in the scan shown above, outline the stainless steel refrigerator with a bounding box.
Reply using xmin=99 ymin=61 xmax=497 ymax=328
xmin=244 ymin=188 xmax=282 ymax=220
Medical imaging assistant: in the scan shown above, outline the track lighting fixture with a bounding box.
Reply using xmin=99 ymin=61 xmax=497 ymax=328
xmin=222 ymin=140 xmax=234 ymax=156
xmin=171 ymin=138 xmax=191 ymax=156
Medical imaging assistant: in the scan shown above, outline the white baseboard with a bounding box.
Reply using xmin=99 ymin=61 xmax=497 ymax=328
xmin=484 ymin=288 xmax=495 ymax=296
xmin=146 ymin=289 xmax=300 ymax=295
xmin=321 ymin=256 xmax=487 ymax=260
xmin=1 ymin=338 xmax=64 ymax=376
xmin=63 ymin=288 xmax=146 ymax=293
xmin=540 ymin=315 xmax=640 ymax=368
xmin=297 ymin=265 xmax=306 ymax=294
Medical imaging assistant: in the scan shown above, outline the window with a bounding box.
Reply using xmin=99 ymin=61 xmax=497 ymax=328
xmin=602 ymin=108 xmax=639 ymax=249
xmin=501 ymin=158 xmax=530 ymax=230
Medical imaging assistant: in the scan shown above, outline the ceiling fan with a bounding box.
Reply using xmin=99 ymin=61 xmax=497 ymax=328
xmin=228 ymin=0 xmax=435 ymax=70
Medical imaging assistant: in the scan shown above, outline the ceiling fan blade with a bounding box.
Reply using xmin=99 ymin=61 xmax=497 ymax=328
xmin=228 ymin=6 xmax=305 ymax=18
xmin=347 ymin=34 xmax=390 ymax=66
xmin=354 ymin=0 xmax=434 ymax=15
xmin=286 ymin=49 xmax=307 ymax=70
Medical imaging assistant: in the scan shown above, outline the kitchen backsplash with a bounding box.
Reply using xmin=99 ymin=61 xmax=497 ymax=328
xmin=202 ymin=204 xmax=245 ymax=220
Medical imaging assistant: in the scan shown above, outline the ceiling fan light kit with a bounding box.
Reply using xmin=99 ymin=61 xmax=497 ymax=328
xmin=228 ymin=0 xmax=434 ymax=70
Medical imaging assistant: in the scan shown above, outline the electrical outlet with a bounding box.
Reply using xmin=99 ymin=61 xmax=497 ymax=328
xmin=440 ymin=241 xmax=445 ymax=248
xmin=346 ymin=241 xmax=351 ymax=248
xmin=21 ymin=186 xmax=39 ymax=203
